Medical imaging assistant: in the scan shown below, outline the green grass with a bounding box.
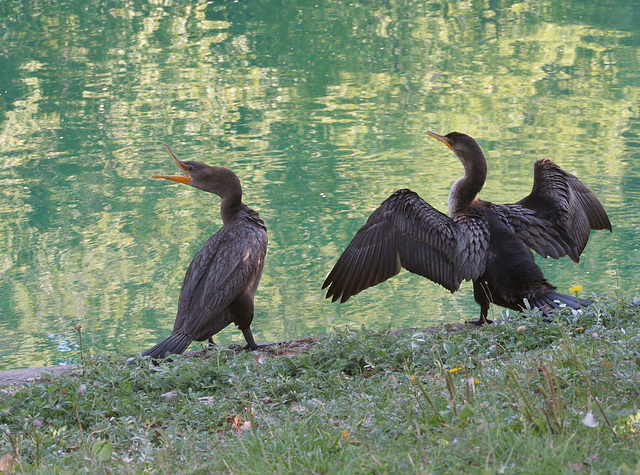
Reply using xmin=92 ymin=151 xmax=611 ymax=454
xmin=2 ymin=296 xmax=640 ymax=474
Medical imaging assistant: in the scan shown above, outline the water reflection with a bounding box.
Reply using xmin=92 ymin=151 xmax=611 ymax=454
xmin=0 ymin=0 xmax=639 ymax=370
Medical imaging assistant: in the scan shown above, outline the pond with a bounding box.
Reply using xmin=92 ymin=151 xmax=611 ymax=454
xmin=1 ymin=0 xmax=639 ymax=370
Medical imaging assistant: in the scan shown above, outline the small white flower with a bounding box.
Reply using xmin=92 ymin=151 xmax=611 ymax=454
xmin=581 ymin=412 xmax=598 ymax=428
xmin=161 ymin=390 xmax=180 ymax=403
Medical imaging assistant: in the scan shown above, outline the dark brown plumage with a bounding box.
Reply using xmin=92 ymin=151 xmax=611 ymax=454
xmin=323 ymin=131 xmax=612 ymax=325
xmin=139 ymin=145 xmax=268 ymax=359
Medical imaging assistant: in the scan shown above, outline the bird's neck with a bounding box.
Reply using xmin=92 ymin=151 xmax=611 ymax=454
xmin=214 ymin=170 xmax=243 ymax=225
xmin=448 ymin=152 xmax=487 ymax=216
xmin=220 ymin=192 xmax=243 ymax=225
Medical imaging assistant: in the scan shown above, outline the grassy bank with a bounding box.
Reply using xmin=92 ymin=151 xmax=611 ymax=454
xmin=1 ymin=296 xmax=640 ymax=474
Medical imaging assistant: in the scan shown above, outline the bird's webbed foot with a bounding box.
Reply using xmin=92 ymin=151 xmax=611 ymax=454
xmin=244 ymin=342 xmax=275 ymax=350
xmin=243 ymin=340 xmax=291 ymax=351
xmin=466 ymin=316 xmax=493 ymax=326
xmin=241 ymin=328 xmax=289 ymax=350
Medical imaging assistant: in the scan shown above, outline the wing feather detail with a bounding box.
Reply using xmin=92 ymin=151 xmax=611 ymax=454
xmin=454 ymin=213 xmax=490 ymax=282
xmin=174 ymin=221 xmax=268 ymax=335
xmin=490 ymin=203 xmax=573 ymax=260
xmin=507 ymin=159 xmax=611 ymax=262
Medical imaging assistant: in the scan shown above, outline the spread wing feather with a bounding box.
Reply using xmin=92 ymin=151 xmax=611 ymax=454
xmin=454 ymin=213 xmax=490 ymax=281
xmin=509 ymin=159 xmax=611 ymax=262
xmin=490 ymin=203 xmax=574 ymax=260
xmin=322 ymin=189 xmax=488 ymax=302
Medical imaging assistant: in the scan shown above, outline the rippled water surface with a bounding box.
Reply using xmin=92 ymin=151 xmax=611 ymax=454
xmin=1 ymin=0 xmax=639 ymax=370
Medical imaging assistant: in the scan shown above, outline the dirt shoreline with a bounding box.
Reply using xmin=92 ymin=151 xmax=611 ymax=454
xmin=0 ymin=324 xmax=471 ymax=388
xmin=0 ymin=364 xmax=80 ymax=388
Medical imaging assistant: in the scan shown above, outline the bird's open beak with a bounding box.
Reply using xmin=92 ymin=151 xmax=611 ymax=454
xmin=427 ymin=131 xmax=453 ymax=150
xmin=151 ymin=144 xmax=192 ymax=184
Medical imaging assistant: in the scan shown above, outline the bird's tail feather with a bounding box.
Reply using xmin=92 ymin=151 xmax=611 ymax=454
xmin=529 ymin=291 xmax=592 ymax=316
xmin=140 ymin=333 xmax=193 ymax=360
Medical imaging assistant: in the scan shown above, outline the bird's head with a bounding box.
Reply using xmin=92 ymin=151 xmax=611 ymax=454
xmin=427 ymin=131 xmax=483 ymax=161
xmin=151 ymin=144 xmax=194 ymax=185
xmin=151 ymin=145 xmax=241 ymax=199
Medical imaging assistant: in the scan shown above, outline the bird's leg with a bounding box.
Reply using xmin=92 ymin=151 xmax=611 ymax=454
xmin=208 ymin=337 xmax=215 ymax=347
xmin=241 ymin=327 xmax=277 ymax=350
xmin=241 ymin=328 xmax=261 ymax=349
xmin=467 ymin=305 xmax=493 ymax=326
xmin=241 ymin=328 xmax=290 ymax=350
xmin=468 ymin=281 xmax=494 ymax=325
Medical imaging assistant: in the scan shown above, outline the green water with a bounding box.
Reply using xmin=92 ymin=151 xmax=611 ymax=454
xmin=1 ymin=0 xmax=639 ymax=370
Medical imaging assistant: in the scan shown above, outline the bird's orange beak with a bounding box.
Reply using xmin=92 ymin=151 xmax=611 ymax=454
xmin=151 ymin=144 xmax=192 ymax=184
xmin=427 ymin=131 xmax=453 ymax=150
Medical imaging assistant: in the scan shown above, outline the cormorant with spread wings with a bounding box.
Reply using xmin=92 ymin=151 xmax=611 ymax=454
xmin=323 ymin=131 xmax=611 ymax=325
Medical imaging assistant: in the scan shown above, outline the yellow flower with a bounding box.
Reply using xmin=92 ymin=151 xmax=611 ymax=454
xmin=342 ymin=430 xmax=349 ymax=438
xmin=569 ymin=285 xmax=583 ymax=293
xmin=474 ymin=379 xmax=480 ymax=385
xmin=449 ymin=368 xmax=460 ymax=373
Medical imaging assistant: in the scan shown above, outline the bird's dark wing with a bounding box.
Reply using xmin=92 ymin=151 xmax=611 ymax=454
xmin=174 ymin=223 xmax=267 ymax=335
xmin=490 ymin=203 xmax=574 ymax=260
xmin=453 ymin=210 xmax=491 ymax=282
xmin=322 ymin=189 xmax=488 ymax=303
xmin=509 ymin=158 xmax=611 ymax=262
